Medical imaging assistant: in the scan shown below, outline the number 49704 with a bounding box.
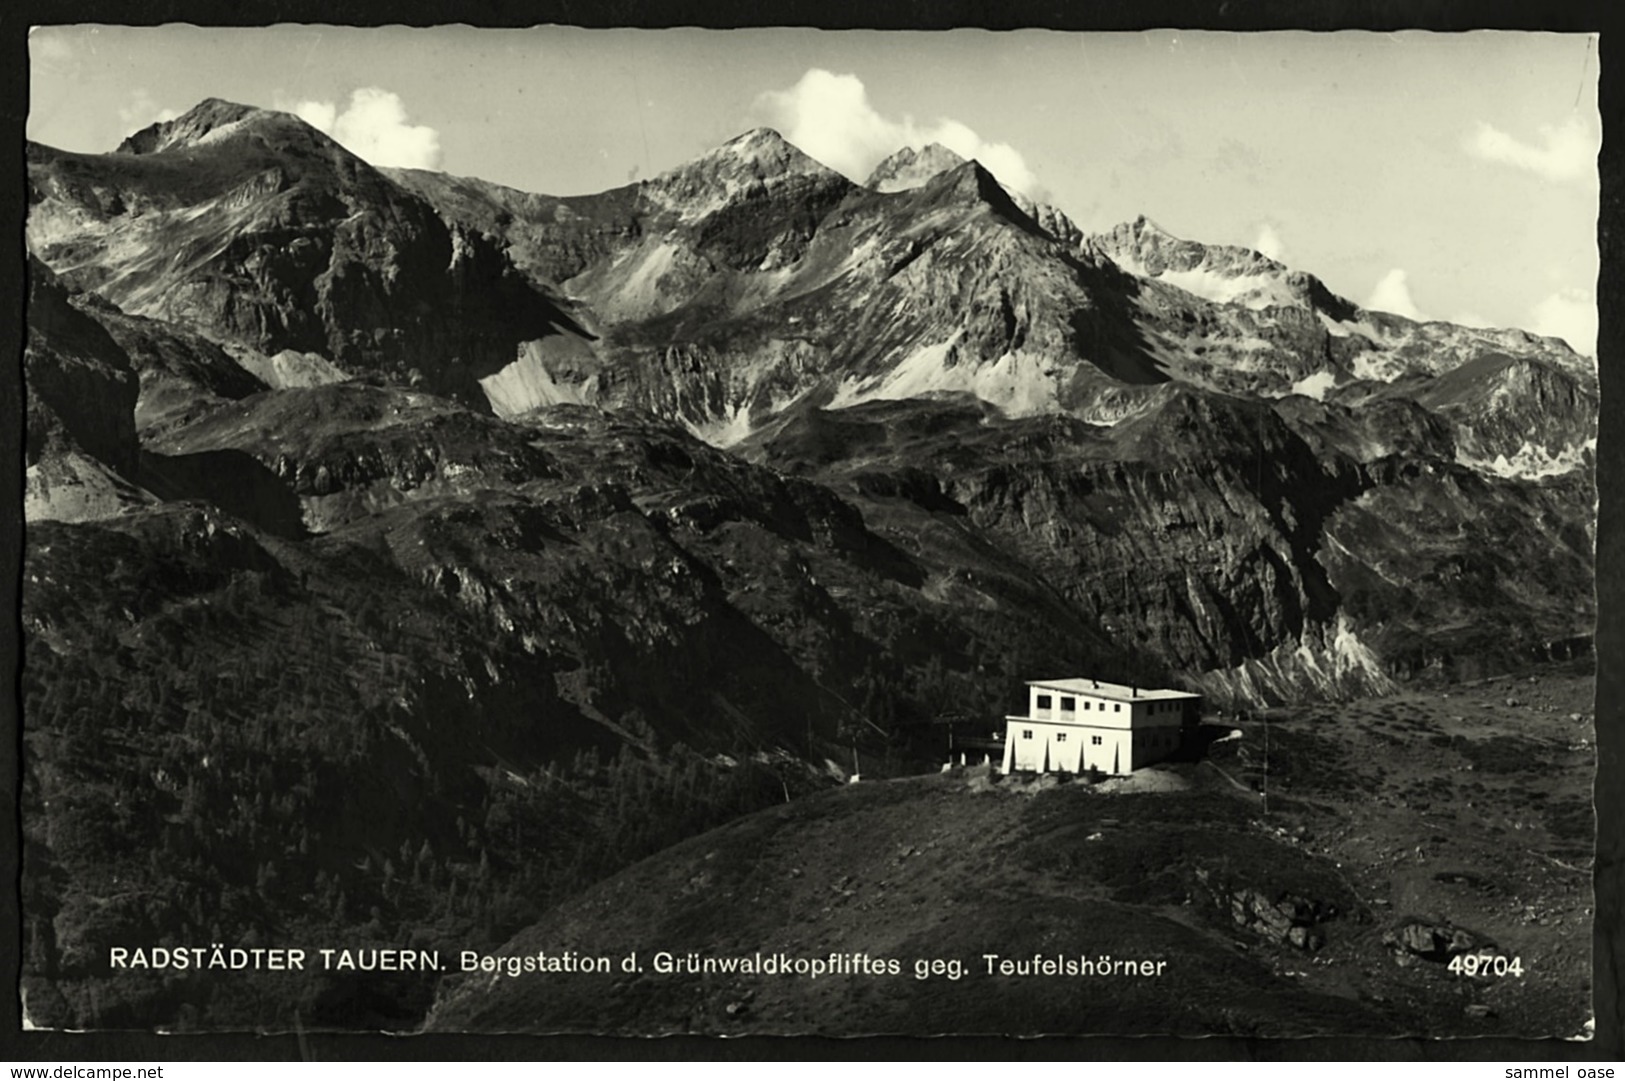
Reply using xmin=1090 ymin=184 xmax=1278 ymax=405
xmin=1448 ymin=953 xmax=1524 ymax=978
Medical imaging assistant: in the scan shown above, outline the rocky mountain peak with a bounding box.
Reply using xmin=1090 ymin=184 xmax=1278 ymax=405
xmin=922 ymin=158 xmax=1020 ymax=208
xmin=866 ymin=142 xmax=969 ymax=192
xmin=864 ymin=143 xmax=1088 ymax=246
xmin=1094 ymin=215 xmax=1256 ymax=274
xmin=686 ymin=127 xmax=838 ymax=184
xmin=116 ymin=97 xmax=278 ymax=156
xmin=1131 ymin=213 xmax=1178 ymax=240
xmin=1087 ymin=215 xmax=1355 ymax=316
xmin=639 ymin=127 xmax=850 ymax=220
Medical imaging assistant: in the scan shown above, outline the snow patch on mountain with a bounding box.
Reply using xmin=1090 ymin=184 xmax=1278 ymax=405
xmin=1458 ymin=437 xmax=1595 ymax=480
xmin=827 ymin=334 xmax=1062 ymax=417
xmin=1328 ymin=613 xmax=1391 ymax=686
xmin=968 ymin=351 xmax=1061 ymax=416
xmin=1194 ymin=613 xmax=1397 ymax=706
xmin=1316 ymin=312 xmax=1383 ymax=342
xmin=1349 ymin=350 xmax=1410 ymax=383
xmin=685 ymin=403 xmax=755 ymax=448
xmin=830 ymin=337 xmax=953 ymax=408
xmin=606 ymin=241 xmax=683 ymax=318
xmin=25 ymin=450 xmax=156 ymax=524
xmin=481 ymin=339 xmax=599 ymax=417
xmin=1155 ymin=266 xmax=1302 ymax=310
xmin=228 ymin=346 xmax=351 ymax=390
xmin=186 ymin=117 xmax=259 ymax=150
xmin=1289 ymin=371 xmax=1338 ymax=401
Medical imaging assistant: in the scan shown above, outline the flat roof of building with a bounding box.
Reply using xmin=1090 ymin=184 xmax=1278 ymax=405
xmin=1026 ymin=677 xmax=1201 ymax=703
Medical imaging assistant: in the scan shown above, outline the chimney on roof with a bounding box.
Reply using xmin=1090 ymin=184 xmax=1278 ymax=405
xmin=1132 ymin=684 xmax=1138 ymax=697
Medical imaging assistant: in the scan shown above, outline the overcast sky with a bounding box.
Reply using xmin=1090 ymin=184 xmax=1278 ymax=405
xmin=28 ymin=25 xmax=1600 ymax=355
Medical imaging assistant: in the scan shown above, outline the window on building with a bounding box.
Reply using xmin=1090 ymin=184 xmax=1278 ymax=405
xmin=1060 ymin=697 xmax=1075 ymax=711
xmin=1114 ymin=703 xmax=1122 ymax=712
xmin=1091 ymin=735 xmax=1103 ymax=745
xmin=1083 ymin=701 xmax=1091 ymax=710
xmin=1022 ymin=730 xmax=1033 ymax=740
xmin=1057 ymin=732 xmax=1067 ymax=742
xmin=1036 ymin=695 xmax=1052 ymax=710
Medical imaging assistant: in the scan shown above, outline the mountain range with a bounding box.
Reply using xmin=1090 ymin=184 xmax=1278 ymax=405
xmin=19 ymin=98 xmax=1597 ymax=1031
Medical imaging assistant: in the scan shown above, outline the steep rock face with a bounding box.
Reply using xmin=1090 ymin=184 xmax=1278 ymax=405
xmin=402 ymin=147 xmax=1158 ymax=429
xmin=1088 ymin=216 xmax=1591 ymax=394
xmin=576 ymin=160 xmax=1163 ymax=432
xmin=28 ymin=100 xmax=575 ymax=406
xmin=1318 ymin=464 xmax=1594 ymax=677
xmin=743 ymin=380 xmax=1593 ymax=704
xmin=144 ymin=384 xmax=560 ymax=534
xmin=73 ymin=295 xmax=269 ymax=437
xmin=1413 ymin=353 xmax=1597 ymax=476
xmin=923 ymin=391 xmax=1366 ymax=698
xmin=1089 ymin=215 xmax=1335 ymax=314
xmin=384 ymin=166 xmax=644 ymax=290
xmin=122 ymin=383 xmax=1103 ymax=730
xmin=25 ymin=258 xmax=140 ymax=474
xmin=23 ymin=258 xmax=152 ymax=523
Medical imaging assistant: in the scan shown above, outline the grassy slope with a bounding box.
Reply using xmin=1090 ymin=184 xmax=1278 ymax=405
xmin=427 ymin=769 xmax=1379 ymax=1037
xmin=1217 ymin=660 xmax=1596 ymax=1037
xmin=426 ymin=662 xmax=1594 ymax=1038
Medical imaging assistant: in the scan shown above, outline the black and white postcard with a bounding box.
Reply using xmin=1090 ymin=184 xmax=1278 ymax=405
xmin=19 ymin=24 xmax=1602 ymax=1041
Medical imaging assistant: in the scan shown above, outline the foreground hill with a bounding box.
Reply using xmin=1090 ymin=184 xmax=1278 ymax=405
xmin=427 ymin=661 xmax=1594 ymax=1038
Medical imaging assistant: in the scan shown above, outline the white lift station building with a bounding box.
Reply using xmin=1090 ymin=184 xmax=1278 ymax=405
xmin=1001 ymin=678 xmax=1203 ymax=776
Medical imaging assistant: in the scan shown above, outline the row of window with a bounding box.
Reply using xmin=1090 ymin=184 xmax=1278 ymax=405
xmin=1035 ymin=695 xmax=1121 ymax=713
xmin=1019 ymin=730 xmax=1106 ymax=746
xmin=1034 ymin=694 xmax=1186 ymax=715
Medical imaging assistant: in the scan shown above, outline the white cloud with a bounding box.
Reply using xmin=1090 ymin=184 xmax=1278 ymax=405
xmin=293 ymin=100 xmax=337 ymax=133
xmin=1252 ymin=222 xmax=1289 ymax=263
xmin=289 ymin=88 xmax=441 ymax=170
xmin=756 ymin=68 xmax=1043 ymax=199
xmin=1364 ymin=268 xmax=1429 ymax=321
xmin=118 ymin=90 xmax=180 ymax=134
xmin=1465 ymin=114 xmax=1596 ymax=184
xmin=1527 ymin=288 xmax=1597 ymax=356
